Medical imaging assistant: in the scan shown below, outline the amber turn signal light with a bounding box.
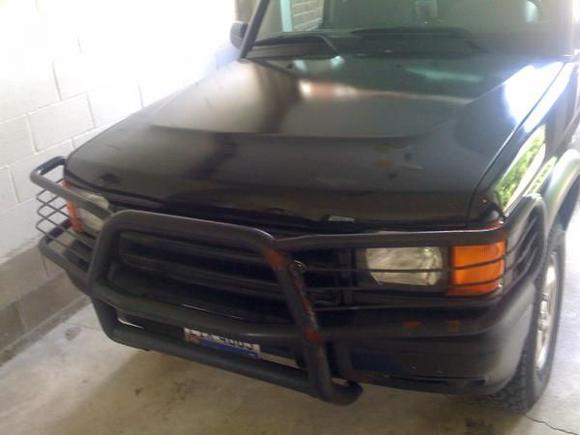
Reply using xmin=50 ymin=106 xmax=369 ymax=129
xmin=448 ymin=241 xmax=506 ymax=296
xmin=63 ymin=181 xmax=83 ymax=232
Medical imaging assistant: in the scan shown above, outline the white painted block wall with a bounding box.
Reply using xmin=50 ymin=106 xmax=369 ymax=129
xmin=0 ymin=0 xmax=237 ymax=263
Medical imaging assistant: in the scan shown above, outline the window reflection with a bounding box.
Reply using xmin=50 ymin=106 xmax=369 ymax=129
xmin=502 ymin=63 xmax=563 ymax=127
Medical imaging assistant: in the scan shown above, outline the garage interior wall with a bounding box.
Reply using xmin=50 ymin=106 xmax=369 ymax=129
xmin=0 ymin=0 xmax=237 ymax=355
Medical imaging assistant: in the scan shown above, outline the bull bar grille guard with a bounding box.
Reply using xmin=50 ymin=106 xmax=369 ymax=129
xmin=30 ymin=156 xmax=546 ymax=405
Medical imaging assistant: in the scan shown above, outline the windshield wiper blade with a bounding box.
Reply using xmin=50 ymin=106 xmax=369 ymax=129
xmin=351 ymin=26 xmax=486 ymax=51
xmin=352 ymin=26 xmax=466 ymax=36
xmin=253 ymin=32 xmax=340 ymax=54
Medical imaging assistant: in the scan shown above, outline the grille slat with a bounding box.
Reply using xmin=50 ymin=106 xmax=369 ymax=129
xmin=117 ymin=232 xmax=343 ymax=307
xmin=120 ymin=253 xmax=281 ymax=295
xmin=120 ymin=232 xmax=268 ymax=267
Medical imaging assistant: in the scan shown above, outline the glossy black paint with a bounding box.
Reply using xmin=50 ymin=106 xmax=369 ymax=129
xmin=66 ymin=52 xmax=576 ymax=227
xmin=473 ymin=61 xmax=580 ymax=222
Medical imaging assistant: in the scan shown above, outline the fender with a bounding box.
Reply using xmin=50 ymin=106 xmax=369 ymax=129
xmin=542 ymin=148 xmax=580 ymax=231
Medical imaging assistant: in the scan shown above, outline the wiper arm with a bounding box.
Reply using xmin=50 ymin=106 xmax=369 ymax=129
xmin=253 ymin=32 xmax=340 ymax=54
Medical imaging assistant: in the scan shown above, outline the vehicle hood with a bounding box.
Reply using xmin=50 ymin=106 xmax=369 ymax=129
xmin=66 ymin=54 xmax=564 ymax=227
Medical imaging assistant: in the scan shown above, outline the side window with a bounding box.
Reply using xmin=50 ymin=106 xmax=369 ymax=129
xmin=281 ymin=0 xmax=325 ymax=32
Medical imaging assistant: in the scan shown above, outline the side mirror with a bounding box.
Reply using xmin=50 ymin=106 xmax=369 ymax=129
xmin=230 ymin=21 xmax=249 ymax=49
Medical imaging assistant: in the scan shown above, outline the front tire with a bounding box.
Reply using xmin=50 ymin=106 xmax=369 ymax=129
xmin=492 ymin=223 xmax=566 ymax=412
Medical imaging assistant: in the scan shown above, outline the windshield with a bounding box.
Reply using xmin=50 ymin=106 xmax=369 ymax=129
xmin=253 ymin=0 xmax=561 ymax=55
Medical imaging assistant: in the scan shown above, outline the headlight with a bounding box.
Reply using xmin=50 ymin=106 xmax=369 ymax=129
xmin=66 ymin=185 xmax=110 ymax=235
xmin=360 ymin=247 xmax=444 ymax=286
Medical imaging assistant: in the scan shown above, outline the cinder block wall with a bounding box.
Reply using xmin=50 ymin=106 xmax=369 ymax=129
xmin=0 ymin=0 xmax=236 ymax=262
xmin=0 ymin=0 xmax=237 ymax=355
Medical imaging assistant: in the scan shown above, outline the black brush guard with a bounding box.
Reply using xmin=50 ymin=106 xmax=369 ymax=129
xmin=31 ymin=157 xmax=547 ymax=405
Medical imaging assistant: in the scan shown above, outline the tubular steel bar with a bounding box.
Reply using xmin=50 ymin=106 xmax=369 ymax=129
xmin=30 ymin=157 xmax=112 ymax=221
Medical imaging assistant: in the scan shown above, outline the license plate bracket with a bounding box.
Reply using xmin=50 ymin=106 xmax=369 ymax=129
xmin=184 ymin=328 xmax=261 ymax=359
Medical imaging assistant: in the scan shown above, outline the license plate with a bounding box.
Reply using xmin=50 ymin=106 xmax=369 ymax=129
xmin=184 ymin=328 xmax=261 ymax=359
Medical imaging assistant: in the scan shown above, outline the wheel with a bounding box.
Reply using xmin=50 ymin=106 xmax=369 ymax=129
xmin=492 ymin=222 xmax=566 ymax=412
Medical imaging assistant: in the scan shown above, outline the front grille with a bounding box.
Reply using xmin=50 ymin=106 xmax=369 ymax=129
xmin=115 ymin=231 xmax=350 ymax=311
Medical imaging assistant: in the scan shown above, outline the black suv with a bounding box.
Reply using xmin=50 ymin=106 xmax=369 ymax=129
xmin=32 ymin=0 xmax=580 ymax=411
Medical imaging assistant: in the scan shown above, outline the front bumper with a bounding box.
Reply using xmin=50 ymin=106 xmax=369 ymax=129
xmin=31 ymin=157 xmax=546 ymax=404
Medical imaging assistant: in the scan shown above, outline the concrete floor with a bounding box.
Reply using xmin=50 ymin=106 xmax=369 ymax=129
xmin=0 ymin=209 xmax=579 ymax=435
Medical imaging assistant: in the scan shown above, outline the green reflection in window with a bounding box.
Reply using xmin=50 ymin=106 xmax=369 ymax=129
xmin=495 ymin=125 xmax=546 ymax=211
